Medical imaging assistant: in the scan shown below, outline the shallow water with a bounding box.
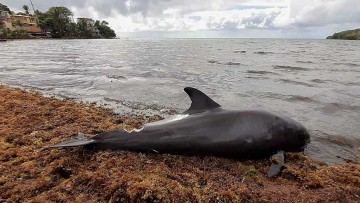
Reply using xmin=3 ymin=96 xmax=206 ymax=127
xmin=0 ymin=39 xmax=359 ymax=164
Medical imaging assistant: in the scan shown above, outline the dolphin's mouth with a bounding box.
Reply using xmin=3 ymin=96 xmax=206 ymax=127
xmin=298 ymin=135 xmax=311 ymax=152
xmin=287 ymin=132 xmax=310 ymax=152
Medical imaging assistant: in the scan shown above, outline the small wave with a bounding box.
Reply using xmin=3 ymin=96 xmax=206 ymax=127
xmin=118 ymin=66 xmax=132 ymax=70
xmin=320 ymin=102 xmax=360 ymax=114
xmin=311 ymin=79 xmax=326 ymax=83
xmin=333 ymin=62 xmax=360 ymax=67
xmin=225 ymin=62 xmax=243 ymax=66
xmin=254 ymin=92 xmax=318 ymax=103
xmin=313 ymin=134 xmax=359 ymax=149
xmin=329 ymin=68 xmax=360 ymax=73
xmin=207 ymin=60 xmax=245 ymax=66
xmin=344 ymin=81 xmax=360 ymax=86
xmin=233 ymin=50 xmax=246 ymax=54
xmin=308 ymin=133 xmax=360 ymax=164
xmin=207 ymin=60 xmax=219 ymax=64
xmin=104 ymin=97 xmax=180 ymax=114
xmin=127 ymin=77 xmax=147 ymax=82
xmin=273 ymin=65 xmax=309 ymax=71
xmin=296 ymin=60 xmax=314 ymax=64
xmin=21 ymin=85 xmax=55 ymax=92
xmin=247 ymin=70 xmax=277 ymax=75
xmin=285 ymin=95 xmax=318 ymax=103
xmin=290 ymin=50 xmax=306 ymax=53
xmin=245 ymin=76 xmax=269 ymax=80
xmin=106 ymin=75 xmax=126 ymax=80
xmin=151 ymin=62 xmax=161 ymax=66
xmin=254 ymin=51 xmax=274 ymax=55
xmin=279 ymin=79 xmax=314 ymax=87
xmin=311 ymin=79 xmax=360 ymax=86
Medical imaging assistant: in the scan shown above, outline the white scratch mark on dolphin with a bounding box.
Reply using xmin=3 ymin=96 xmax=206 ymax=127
xmin=134 ymin=127 xmax=144 ymax=132
xmin=145 ymin=114 xmax=189 ymax=127
xmin=124 ymin=126 xmax=145 ymax=133
xmin=123 ymin=114 xmax=189 ymax=133
xmin=124 ymin=128 xmax=133 ymax=133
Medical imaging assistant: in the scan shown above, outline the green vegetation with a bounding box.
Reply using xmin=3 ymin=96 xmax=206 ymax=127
xmin=0 ymin=3 xmax=116 ymax=39
xmin=0 ymin=29 xmax=29 ymax=39
xmin=326 ymin=28 xmax=360 ymax=40
xmin=35 ymin=6 xmax=116 ymax=39
xmin=94 ymin=20 xmax=116 ymax=39
xmin=35 ymin=7 xmax=74 ymax=38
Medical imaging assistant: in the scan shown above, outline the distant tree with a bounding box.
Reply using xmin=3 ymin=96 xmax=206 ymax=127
xmin=45 ymin=7 xmax=73 ymax=37
xmin=33 ymin=6 xmax=116 ymax=39
xmin=67 ymin=22 xmax=78 ymax=37
xmin=77 ymin=18 xmax=94 ymax=38
xmin=34 ymin=10 xmax=48 ymax=30
xmin=0 ymin=3 xmax=11 ymax=13
xmin=94 ymin=20 xmax=116 ymax=39
xmin=35 ymin=10 xmax=49 ymax=31
xmin=23 ymin=5 xmax=30 ymax=15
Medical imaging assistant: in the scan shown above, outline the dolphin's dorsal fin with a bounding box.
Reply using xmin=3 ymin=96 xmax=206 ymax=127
xmin=183 ymin=87 xmax=221 ymax=114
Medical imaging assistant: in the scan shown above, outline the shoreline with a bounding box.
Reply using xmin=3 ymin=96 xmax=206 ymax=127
xmin=0 ymin=85 xmax=359 ymax=202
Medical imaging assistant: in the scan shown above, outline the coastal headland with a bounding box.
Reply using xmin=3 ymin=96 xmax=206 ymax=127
xmin=327 ymin=29 xmax=360 ymax=40
xmin=0 ymin=85 xmax=359 ymax=202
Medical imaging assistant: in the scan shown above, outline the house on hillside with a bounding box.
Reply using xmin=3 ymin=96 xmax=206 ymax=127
xmin=0 ymin=11 xmax=42 ymax=33
xmin=11 ymin=14 xmax=42 ymax=33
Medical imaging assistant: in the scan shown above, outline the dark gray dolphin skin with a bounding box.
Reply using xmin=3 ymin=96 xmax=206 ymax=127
xmin=50 ymin=87 xmax=310 ymax=177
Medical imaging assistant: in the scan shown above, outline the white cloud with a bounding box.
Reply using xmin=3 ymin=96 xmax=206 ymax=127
xmin=2 ymin=0 xmax=360 ymax=38
xmin=289 ymin=0 xmax=360 ymax=27
xmin=96 ymin=7 xmax=286 ymax=32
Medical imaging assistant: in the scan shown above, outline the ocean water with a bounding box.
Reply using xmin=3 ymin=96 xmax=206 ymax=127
xmin=0 ymin=38 xmax=359 ymax=164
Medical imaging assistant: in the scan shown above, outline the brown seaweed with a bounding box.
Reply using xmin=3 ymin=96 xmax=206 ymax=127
xmin=0 ymin=85 xmax=359 ymax=202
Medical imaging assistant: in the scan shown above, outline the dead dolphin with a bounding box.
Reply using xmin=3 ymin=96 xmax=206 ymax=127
xmin=50 ymin=87 xmax=310 ymax=177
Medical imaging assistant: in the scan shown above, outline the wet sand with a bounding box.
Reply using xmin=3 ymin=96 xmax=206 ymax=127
xmin=0 ymin=85 xmax=359 ymax=202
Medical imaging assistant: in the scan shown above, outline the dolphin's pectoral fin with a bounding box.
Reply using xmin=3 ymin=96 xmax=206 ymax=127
xmin=47 ymin=132 xmax=96 ymax=149
xmin=267 ymin=151 xmax=285 ymax=178
xmin=183 ymin=87 xmax=221 ymax=114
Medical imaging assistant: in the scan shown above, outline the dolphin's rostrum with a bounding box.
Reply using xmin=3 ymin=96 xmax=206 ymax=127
xmin=50 ymin=87 xmax=310 ymax=177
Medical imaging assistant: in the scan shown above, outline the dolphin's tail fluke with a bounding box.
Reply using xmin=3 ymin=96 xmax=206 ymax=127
xmin=48 ymin=133 xmax=97 ymax=149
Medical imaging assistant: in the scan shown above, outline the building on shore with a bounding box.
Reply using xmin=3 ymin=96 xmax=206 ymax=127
xmin=0 ymin=11 xmax=42 ymax=33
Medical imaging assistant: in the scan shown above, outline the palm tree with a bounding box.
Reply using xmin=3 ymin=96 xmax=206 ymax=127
xmin=0 ymin=3 xmax=11 ymax=13
xmin=46 ymin=7 xmax=73 ymax=37
xmin=23 ymin=5 xmax=30 ymax=15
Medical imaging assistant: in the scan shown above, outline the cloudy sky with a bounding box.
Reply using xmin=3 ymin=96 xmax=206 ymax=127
xmin=3 ymin=0 xmax=360 ymax=38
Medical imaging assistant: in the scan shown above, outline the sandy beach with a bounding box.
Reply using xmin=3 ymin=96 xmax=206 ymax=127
xmin=0 ymin=85 xmax=359 ymax=202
